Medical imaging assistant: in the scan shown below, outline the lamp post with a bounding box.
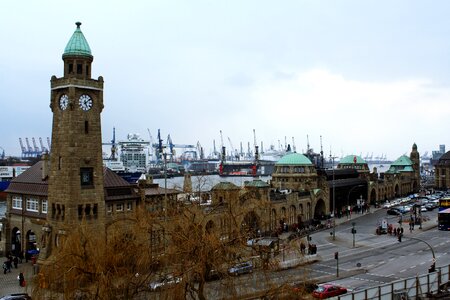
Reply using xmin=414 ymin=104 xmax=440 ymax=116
xmin=403 ymin=236 xmax=436 ymax=273
xmin=351 ymin=222 xmax=356 ymax=248
xmin=330 ymin=155 xmax=336 ymax=241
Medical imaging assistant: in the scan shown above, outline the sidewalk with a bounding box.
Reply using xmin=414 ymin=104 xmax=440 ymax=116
xmin=0 ymin=257 xmax=34 ymax=298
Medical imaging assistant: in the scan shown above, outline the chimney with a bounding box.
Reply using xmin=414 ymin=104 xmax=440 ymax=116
xmin=42 ymin=153 xmax=49 ymax=180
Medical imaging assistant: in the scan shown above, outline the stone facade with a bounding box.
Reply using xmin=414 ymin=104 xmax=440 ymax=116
xmin=434 ymin=151 xmax=450 ymax=189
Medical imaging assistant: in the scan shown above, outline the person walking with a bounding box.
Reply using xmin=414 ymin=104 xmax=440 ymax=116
xmin=13 ymin=256 xmax=18 ymax=269
xmin=18 ymin=272 xmax=25 ymax=287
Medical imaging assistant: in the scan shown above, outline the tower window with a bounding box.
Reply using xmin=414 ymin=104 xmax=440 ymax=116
xmin=85 ymin=121 xmax=89 ymax=134
xmin=58 ymin=156 xmax=62 ymax=170
xmin=77 ymin=64 xmax=82 ymax=74
xmin=78 ymin=204 xmax=83 ymax=219
xmin=86 ymin=65 xmax=89 ymax=76
xmin=85 ymin=204 xmax=91 ymax=219
xmin=69 ymin=64 xmax=73 ymax=74
xmin=80 ymin=168 xmax=93 ymax=187
xmin=93 ymin=204 xmax=98 ymax=218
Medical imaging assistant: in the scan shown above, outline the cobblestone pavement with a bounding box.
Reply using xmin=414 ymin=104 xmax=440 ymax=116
xmin=0 ymin=258 xmax=34 ymax=298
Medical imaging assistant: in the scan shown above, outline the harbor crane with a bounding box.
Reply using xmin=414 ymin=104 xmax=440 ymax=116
xmin=32 ymin=138 xmax=40 ymax=153
xmin=102 ymin=127 xmax=118 ymax=160
xmin=196 ymin=141 xmax=204 ymax=160
xmin=228 ymin=137 xmax=239 ymax=160
xmin=220 ymin=130 xmax=226 ymax=162
xmin=19 ymin=138 xmax=26 ymax=155
xmin=0 ymin=147 xmax=5 ymax=160
xmin=25 ymin=138 xmax=33 ymax=153
xmin=39 ymin=137 xmax=47 ymax=153
xmin=19 ymin=137 xmax=46 ymax=158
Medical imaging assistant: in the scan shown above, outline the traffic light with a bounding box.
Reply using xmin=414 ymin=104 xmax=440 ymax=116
xmin=334 ymin=252 xmax=338 ymax=260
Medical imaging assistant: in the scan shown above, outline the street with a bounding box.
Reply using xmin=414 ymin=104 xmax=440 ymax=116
xmin=203 ymin=206 xmax=445 ymax=299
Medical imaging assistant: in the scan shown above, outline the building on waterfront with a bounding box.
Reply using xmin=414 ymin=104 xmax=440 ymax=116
xmin=0 ymin=21 xmax=423 ymax=267
xmin=434 ymin=150 xmax=450 ymax=190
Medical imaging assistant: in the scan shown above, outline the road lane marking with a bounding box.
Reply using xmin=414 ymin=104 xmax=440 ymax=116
xmin=400 ymin=269 xmax=407 ymax=273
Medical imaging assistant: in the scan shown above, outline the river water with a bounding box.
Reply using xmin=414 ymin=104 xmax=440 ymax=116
xmin=153 ymin=174 xmax=272 ymax=192
xmin=153 ymin=164 xmax=389 ymax=192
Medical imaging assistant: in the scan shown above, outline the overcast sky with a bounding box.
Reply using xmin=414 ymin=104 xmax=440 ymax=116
xmin=1 ymin=0 xmax=450 ymax=160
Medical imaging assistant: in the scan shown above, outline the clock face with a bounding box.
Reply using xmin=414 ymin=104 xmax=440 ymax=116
xmin=59 ymin=94 xmax=69 ymax=110
xmin=79 ymin=94 xmax=93 ymax=111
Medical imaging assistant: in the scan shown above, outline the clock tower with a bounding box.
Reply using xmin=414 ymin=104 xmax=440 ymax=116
xmin=41 ymin=22 xmax=105 ymax=258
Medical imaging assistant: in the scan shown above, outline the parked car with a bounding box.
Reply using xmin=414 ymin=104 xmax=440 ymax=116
xmin=425 ymin=202 xmax=437 ymax=211
xmin=387 ymin=208 xmax=403 ymax=215
xmin=228 ymin=261 xmax=253 ymax=276
xmin=382 ymin=201 xmax=392 ymax=208
xmin=312 ymin=284 xmax=347 ymax=299
xmin=149 ymin=274 xmax=182 ymax=291
xmin=0 ymin=294 xmax=32 ymax=300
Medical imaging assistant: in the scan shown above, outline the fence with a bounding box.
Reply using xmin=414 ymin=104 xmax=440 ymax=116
xmin=337 ymin=264 xmax=450 ymax=300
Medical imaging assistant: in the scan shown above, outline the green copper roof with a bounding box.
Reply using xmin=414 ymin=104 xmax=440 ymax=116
xmin=63 ymin=22 xmax=92 ymax=58
xmin=212 ymin=182 xmax=239 ymax=190
xmin=386 ymin=156 xmax=415 ymax=174
xmin=245 ymin=180 xmax=270 ymax=188
xmin=275 ymin=153 xmax=313 ymax=166
xmin=391 ymin=155 xmax=413 ymax=166
xmin=339 ymin=155 xmax=367 ymax=164
xmin=401 ymin=166 xmax=414 ymax=172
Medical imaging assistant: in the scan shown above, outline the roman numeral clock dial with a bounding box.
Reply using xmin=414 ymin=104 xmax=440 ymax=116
xmin=79 ymin=94 xmax=93 ymax=111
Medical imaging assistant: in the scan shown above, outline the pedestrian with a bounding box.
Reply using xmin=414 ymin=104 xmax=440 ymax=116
xmin=13 ymin=256 xmax=18 ymax=269
xmin=2 ymin=262 xmax=7 ymax=274
xmin=300 ymin=241 xmax=306 ymax=255
xmin=18 ymin=272 xmax=25 ymax=287
xmin=4 ymin=260 xmax=12 ymax=273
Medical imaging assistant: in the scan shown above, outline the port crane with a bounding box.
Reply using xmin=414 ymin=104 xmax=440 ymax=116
xmin=151 ymin=129 xmax=197 ymax=163
xmin=19 ymin=137 xmax=47 ymax=158
xmin=219 ymin=130 xmax=226 ymax=162
xmin=102 ymin=127 xmax=118 ymax=160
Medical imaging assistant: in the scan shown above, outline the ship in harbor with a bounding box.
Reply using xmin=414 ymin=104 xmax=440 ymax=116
xmin=103 ymin=131 xmax=151 ymax=183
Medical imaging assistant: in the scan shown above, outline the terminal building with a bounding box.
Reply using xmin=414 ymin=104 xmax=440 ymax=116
xmin=0 ymin=23 xmax=421 ymax=258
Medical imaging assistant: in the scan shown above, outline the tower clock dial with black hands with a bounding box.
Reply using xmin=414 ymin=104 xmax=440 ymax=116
xmin=59 ymin=94 xmax=69 ymax=110
xmin=79 ymin=94 xmax=93 ymax=111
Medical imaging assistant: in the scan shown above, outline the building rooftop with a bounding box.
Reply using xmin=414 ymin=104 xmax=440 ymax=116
xmin=275 ymin=153 xmax=313 ymax=166
xmin=339 ymin=155 xmax=367 ymax=165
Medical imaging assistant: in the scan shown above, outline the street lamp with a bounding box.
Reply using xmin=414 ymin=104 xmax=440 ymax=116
xmin=403 ymin=236 xmax=436 ymax=274
xmin=330 ymin=155 xmax=336 ymax=241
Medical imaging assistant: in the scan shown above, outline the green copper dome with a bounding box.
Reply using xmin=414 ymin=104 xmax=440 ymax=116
xmin=63 ymin=22 xmax=92 ymax=58
xmin=275 ymin=153 xmax=313 ymax=166
xmin=339 ymin=155 xmax=367 ymax=164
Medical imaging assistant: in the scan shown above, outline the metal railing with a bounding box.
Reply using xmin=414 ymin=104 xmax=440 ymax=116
xmin=337 ymin=264 xmax=450 ymax=300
